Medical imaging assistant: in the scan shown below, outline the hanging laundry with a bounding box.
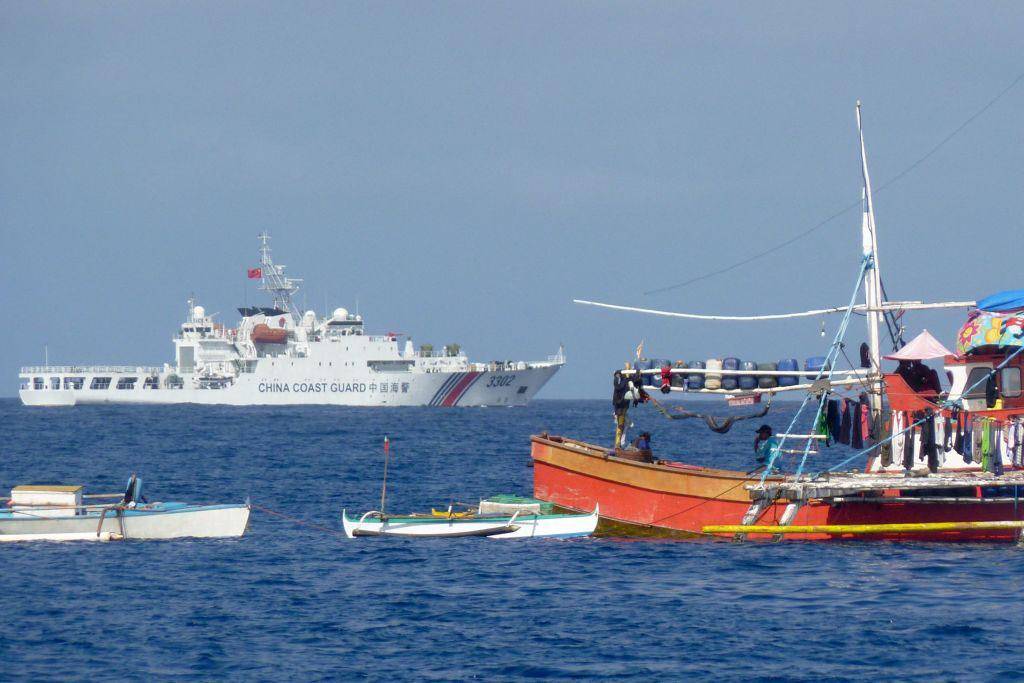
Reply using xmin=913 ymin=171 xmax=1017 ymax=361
xmin=952 ymin=407 xmax=965 ymax=456
xmin=981 ymin=418 xmax=992 ymax=473
xmin=891 ymin=411 xmax=906 ymax=466
xmin=921 ymin=411 xmax=939 ymax=473
xmin=973 ymin=418 xmax=984 ymax=467
xmin=963 ymin=417 xmax=973 ymax=464
xmin=934 ymin=417 xmax=947 ymax=468
xmin=1011 ymin=420 xmax=1023 ymax=467
xmin=859 ymin=399 xmax=871 ymax=445
xmin=942 ymin=415 xmax=953 ymax=452
xmin=883 ymin=412 xmax=901 ymax=468
xmin=838 ymin=399 xmax=852 ymax=445
xmin=826 ymin=399 xmax=842 ymax=441
xmin=815 ymin=409 xmax=831 ymax=445
xmin=851 ymin=401 xmax=865 ymax=450
xmin=902 ymin=419 xmax=916 ymax=471
xmin=993 ymin=420 xmax=1005 ymax=476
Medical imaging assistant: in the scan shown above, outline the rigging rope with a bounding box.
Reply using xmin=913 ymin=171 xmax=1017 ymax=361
xmin=762 ymin=255 xmax=870 ymax=482
xmin=644 ymin=71 xmax=1024 ymax=296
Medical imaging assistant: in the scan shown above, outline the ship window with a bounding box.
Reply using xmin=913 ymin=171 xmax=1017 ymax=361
xmin=116 ymin=377 xmax=137 ymax=390
xmin=963 ymin=367 xmax=992 ymax=400
xmin=90 ymin=377 xmax=112 ymax=390
xmin=33 ymin=377 xmax=44 ymax=390
xmin=1001 ymin=368 xmax=1022 ymax=398
xmin=144 ymin=376 xmax=159 ymax=389
xmin=517 ymin=386 xmax=528 ymax=394
xmin=64 ymin=377 xmax=84 ymax=390
xmin=50 ymin=377 xmax=60 ymax=390
xmin=20 ymin=379 xmax=29 ymax=390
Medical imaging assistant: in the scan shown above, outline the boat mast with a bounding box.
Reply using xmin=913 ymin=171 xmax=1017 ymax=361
xmin=257 ymin=232 xmax=303 ymax=320
xmin=856 ymin=102 xmax=885 ymax=419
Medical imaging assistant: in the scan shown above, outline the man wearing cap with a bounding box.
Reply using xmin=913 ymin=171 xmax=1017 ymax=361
xmin=753 ymin=424 xmax=779 ymax=467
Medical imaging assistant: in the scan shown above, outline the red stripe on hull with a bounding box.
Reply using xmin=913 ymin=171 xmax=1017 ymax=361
xmin=441 ymin=372 xmax=480 ymax=407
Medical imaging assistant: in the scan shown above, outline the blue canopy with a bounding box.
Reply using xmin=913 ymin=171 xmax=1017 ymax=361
xmin=977 ymin=289 xmax=1024 ymax=312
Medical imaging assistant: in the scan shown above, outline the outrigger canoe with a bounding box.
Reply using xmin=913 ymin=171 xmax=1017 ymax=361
xmin=342 ymin=501 xmax=598 ymax=539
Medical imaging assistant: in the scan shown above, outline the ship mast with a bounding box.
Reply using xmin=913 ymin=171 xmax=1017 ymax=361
xmin=257 ymin=232 xmax=303 ymax=320
xmin=856 ymin=102 xmax=885 ymax=420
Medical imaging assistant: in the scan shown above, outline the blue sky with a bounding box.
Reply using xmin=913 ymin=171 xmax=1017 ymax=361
xmin=2 ymin=2 xmax=1021 ymax=398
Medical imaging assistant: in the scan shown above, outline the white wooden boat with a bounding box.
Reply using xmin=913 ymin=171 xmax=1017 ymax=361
xmin=341 ymin=503 xmax=598 ymax=539
xmin=0 ymin=478 xmax=251 ymax=542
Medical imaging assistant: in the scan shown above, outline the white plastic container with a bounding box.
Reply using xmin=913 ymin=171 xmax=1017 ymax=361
xmin=705 ymin=359 xmax=723 ymax=390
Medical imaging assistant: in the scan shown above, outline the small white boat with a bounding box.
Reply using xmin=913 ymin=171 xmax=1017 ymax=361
xmin=341 ymin=501 xmax=599 ymax=539
xmin=0 ymin=476 xmax=251 ymax=542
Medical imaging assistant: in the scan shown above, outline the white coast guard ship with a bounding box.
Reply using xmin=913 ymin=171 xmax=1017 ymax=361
xmin=19 ymin=234 xmax=564 ymax=407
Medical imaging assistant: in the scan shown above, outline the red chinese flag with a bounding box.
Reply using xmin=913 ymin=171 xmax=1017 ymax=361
xmin=247 ymin=268 xmax=262 ymax=279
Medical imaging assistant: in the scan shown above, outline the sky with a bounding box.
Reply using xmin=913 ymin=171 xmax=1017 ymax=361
xmin=2 ymin=2 xmax=1022 ymax=398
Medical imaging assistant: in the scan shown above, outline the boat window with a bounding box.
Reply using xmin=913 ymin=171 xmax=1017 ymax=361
xmin=143 ymin=376 xmax=159 ymax=389
xmin=64 ymin=377 xmax=84 ymax=390
xmin=963 ymin=367 xmax=992 ymax=400
xmin=90 ymin=377 xmax=112 ymax=390
xmin=1002 ymin=367 xmax=1022 ymax=398
xmin=20 ymin=379 xmax=29 ymax=390
xmin=50 ymin=377 xmax=60 ymax=390
xmin=33 ymin=377 xmax=44 ymax=389
xmin=116 ymin=377 xmax=138 ymax=390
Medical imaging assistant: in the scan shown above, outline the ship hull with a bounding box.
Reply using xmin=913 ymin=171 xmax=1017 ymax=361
xmin=20 ymin=365 xmax=560 ymax=407
xmin=531 ymin=435 xmax=1024 ymax=542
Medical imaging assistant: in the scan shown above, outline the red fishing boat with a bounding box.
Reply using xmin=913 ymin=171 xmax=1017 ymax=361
xmin=533 ymin=104 xmax=1024 ymax=542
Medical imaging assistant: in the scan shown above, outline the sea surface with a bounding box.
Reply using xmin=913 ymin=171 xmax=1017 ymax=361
xmin=3 ymin=398 xmax=1024 ymax=682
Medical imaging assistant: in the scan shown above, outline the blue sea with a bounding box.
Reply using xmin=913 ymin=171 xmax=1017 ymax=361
xmin=3 ymin=398 xmax=1024 ymax=682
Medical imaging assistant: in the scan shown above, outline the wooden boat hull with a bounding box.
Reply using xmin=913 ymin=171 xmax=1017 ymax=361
xmin=531 ymin=435 xmax=1024 ymax=542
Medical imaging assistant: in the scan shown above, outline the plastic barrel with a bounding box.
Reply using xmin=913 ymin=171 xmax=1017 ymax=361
xmin=739 ymin=360 xmax=758 ymax=390
xmin=705 ymin=359 xmax=723 ymax=390
xmin=686 ymin=360 xmax=706 ymax=390
xmin=671 ymin=361 xmax=687 ymax=388
xmin=721 ymin=357 xmax=740 ymax=391
xmin=648 ymin=359 xmax=670 ymax=387
xmin=778 ymin=358 xmax=799 ymax=387
xmin=757 ymin=362 xmax=779 ymax=389
xmin=804 ymin=356 xmax=829 ymax=380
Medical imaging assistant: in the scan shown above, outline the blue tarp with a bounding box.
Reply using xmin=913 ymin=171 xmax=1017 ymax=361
xmin=977 ymin=289 xmax=1024 ymax=312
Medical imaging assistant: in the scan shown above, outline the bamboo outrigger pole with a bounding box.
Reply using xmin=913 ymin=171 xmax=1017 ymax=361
xmin=703 ymin=520 xmax=1024 ymax=536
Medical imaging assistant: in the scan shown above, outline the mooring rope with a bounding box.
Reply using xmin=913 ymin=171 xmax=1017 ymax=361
xmin=250 ymin=503 xmax=345 ymax=535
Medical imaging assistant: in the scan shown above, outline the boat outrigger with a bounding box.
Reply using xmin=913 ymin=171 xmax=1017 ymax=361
xmin=533 ymin=103 xmax=1024 ymax=542
xmin=0 ymin=475 xmax=251 ymax=541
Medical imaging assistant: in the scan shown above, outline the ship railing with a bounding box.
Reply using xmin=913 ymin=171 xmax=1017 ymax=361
xmin=20 ymin=365 xmax=163 ymax=375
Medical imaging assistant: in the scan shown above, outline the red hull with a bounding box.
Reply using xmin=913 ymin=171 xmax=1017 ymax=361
xmin=532 ymin=435 xmax=1024 ymax=542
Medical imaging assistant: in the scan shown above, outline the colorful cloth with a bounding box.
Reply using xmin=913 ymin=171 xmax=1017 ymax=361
xmin=957 ymin=310 xmax=1024 ymax=354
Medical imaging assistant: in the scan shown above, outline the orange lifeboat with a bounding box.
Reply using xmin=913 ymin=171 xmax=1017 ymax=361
xmin=251 ymin=323 xmax=287 ymax=344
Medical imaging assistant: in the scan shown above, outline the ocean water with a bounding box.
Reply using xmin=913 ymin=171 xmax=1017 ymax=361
xmin=3 ymin=397 xmax=1024 ymax=682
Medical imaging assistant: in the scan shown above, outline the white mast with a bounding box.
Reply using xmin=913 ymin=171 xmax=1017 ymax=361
xmin=856 ymin=101 xmax=885 ymax=419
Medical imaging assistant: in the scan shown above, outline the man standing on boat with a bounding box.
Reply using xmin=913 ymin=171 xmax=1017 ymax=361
xmin=613 ymin=370 xmax=648 ymax=448
xmin=753 ymin=424 xmax=779 ymax=469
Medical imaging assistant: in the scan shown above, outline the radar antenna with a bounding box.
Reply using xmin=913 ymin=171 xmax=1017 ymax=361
xmin=257 ymin=232 xmax=303 ymax=319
